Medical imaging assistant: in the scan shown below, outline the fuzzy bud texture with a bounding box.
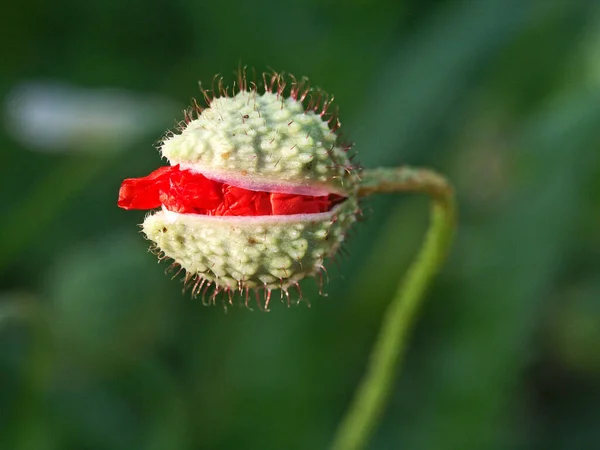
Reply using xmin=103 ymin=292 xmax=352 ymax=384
xmin=118 ymin=75 xmax=359 ymax=303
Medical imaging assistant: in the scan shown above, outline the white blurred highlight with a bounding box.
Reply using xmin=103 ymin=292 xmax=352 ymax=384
xmin=4 ymin=81 xmax=178 ymax=153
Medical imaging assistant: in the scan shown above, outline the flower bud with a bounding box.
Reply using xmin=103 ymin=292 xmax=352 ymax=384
xmin=118 ymin=72 xmax=360 ymax=307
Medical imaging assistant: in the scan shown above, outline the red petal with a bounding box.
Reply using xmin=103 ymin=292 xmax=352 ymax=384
xmin=117 ymin=165 xmax=178 ymax=210
xmin=118 ymin=165 xmax=345 ymax=216
xmin=161 ymin=169 xmax=223 ymax=214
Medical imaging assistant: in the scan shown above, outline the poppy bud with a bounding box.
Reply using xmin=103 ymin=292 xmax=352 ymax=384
xmin=118 ymin=72 xmax=360 ymax=307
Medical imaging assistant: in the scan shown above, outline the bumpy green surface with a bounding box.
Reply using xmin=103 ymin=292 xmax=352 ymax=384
xmin=148 ymin=89 xmax=360 ymax=293
xmin=160 ymin=91 xmax=355 ymax=195
xmin=143 ymin=198 xmax=358 ymax=291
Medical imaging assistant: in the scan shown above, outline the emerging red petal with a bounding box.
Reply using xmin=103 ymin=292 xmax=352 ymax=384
xmin=118 ymin=165 xmax=344 ymax=216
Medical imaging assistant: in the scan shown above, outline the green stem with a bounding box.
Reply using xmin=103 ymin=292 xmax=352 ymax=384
xmin=331 ymin=167 xmax=456 ymax=450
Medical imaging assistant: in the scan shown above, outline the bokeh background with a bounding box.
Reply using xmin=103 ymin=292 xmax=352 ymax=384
xmin=2 ymin=0 xmax=600 ymax=449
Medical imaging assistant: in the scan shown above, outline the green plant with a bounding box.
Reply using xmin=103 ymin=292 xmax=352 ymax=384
xmin=117 ymin=71 xmax=456 ymax=449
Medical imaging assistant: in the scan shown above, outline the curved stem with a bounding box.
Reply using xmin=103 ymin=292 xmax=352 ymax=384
xmin=331 ymin=167 xmax=456 ymax=450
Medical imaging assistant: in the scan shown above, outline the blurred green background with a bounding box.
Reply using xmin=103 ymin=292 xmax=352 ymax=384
xmin=2 ymin=0 xmax=600 ymax=449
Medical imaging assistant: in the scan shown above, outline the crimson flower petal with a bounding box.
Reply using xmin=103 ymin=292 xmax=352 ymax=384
xmin=118 ymin=166 xmax=344 ymax=216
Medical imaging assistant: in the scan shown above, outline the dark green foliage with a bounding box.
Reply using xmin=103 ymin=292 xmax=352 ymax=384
xmin=1 ymin=1 xmax=600 ymax=449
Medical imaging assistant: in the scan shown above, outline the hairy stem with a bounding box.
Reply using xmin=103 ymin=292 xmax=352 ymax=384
xmin=331 ymin=167 xmax=456 ymax=450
